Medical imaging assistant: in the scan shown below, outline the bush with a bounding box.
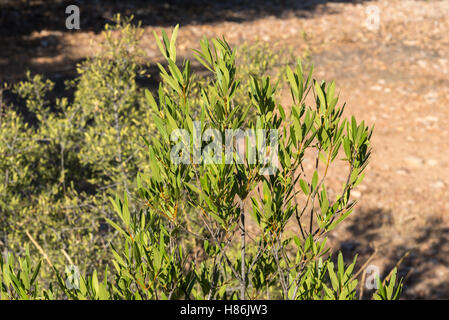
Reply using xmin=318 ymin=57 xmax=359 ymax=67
xmin=1 ymin=15 xmax=152 ymax=283
xmin=0 ymin=16 xmax=292 ymax=294
xmin=96 ymin=27 xmax=402 ymax=300
xmin=0 ymin=20 xmax=402 ymax=300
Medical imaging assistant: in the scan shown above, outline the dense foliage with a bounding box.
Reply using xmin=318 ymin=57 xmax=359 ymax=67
xmin=0 ymin=17 xmax=402 ymax=300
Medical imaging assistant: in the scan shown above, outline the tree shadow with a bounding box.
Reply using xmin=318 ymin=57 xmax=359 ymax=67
xmin=388 ymin=217 xmax=449 ymax=300
xmin=0 ymin=0 xmax=372 ymax=82
xmin=1 ymin=0 xmax=372 ymax=36
xmin=336 ymin=207 xmax=449 ymax=299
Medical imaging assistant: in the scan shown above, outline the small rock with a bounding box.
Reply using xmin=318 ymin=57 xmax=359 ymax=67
xmin=351 ymin=190 xmax=361 ymax=198
xmin=430 ymin=181 xmax=445 ymax=189
xmin=426 ymin=159 xmax=438 ymax=167
xmin=424 ymin=92 xmax=438 ymax=104
xmin=416 ymin=115 xmax=438 ymax=127
xmin=405 ymin=156 xmax=424 ymax=168
xmin=417 ymin=60 xmax=427 ymax=68
xmin=424 ymin=115 xmax=438 ymax=122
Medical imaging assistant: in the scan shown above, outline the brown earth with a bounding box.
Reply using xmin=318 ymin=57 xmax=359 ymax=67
xmin=1 ymin=0 xmax=448 ymax=299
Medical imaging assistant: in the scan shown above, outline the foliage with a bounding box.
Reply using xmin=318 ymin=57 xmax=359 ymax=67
xmin=1 ymin=15 xmax=152 ymax=283
xmin=100 ymin=26 xmax=402 ymax=300
xmin=0 ymin=19 xmax=402 ymax=300
xmin=0 ymin=16 xmax=292 ymax=294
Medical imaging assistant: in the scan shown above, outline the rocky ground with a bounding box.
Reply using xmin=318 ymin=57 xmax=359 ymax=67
xmin=1 ymin=0 xmax=448 ymax=299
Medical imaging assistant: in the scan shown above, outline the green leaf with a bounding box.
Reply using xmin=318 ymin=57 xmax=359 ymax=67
xmin=92 ymin=270 xmax=99 ymax=295
xmin=337 ymin=252 xmax=344 ymax=280
xmin=153 ymin=30 xmax=168 ymax=59
xmin=30 ymin=260 xmax=41 ymax=286
xmin=315 ymin=81 xmax=326 ymax=113
xmin=299 ymin=179 xmax=310 ymax=196
xmin=327 ymin=262 xmax=339 ymax=291
xmin=145 ymin=89 xmax=159 ymax=112
xmin=169 ymin=24 xmax=179 ymax=61
xmin=312 ymin=171 xmax=318 ymax=192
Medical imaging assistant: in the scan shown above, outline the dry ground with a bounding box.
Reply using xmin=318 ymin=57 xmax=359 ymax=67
xmin=1 ymin=0 xmax=448 ymax=299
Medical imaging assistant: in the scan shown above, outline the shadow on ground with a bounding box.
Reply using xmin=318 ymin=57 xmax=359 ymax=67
xmin=336 ymin=207 xmax=449 ymax=299
xmin=1 ymin=0 xmax=372 ymax=36
xmin=0 ymin=0 xmax=372 ymax=82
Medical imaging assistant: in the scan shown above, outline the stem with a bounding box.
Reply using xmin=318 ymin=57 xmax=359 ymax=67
xmin=206 ymin=254 xmax=220 ymax=300
xmin=273 ymin=242 xmax=288 ymax=298
xmin=60 ymin=143 xmax=66 ymax=196
xmin=26 ymin=230 xmax=53 ymax=268
xmin=291 ymin=169 xmax=306 ymax=240
xmin=239 ymin=198 xmax=246 ymax=299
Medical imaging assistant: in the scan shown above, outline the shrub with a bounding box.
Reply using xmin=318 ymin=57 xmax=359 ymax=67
xmin=0 ymin=23 xmax=403 ymax=300
xmin=0 ymin=15 xmax=292 ymax=293
xmin=1 ymin=15 xmax=152 ymax=282
xmin=99 ymin=27 xmax=402 ymax=300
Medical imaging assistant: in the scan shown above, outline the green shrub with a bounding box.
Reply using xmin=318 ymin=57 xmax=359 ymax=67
xmin=1 ymin=15 xmax=152 ymax=283
xmin=97 ymin=28 xmax=402 ymax=300
xmin=0 ymin=23 xmax=403 ymax=300
xmin=0 ymin=15 xmax=293 ymax=294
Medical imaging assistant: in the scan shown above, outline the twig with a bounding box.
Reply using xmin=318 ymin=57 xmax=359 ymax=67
xmin=382 ymin=251 xmax=410 ymax=286
xmin=25 ymin=230 xmax=53 ymax=268
xmin=239 ymin=198 xmax=246 ymax=300
xmin=359 ymin=267 xmax=367 ymax=300
xmin=352 ymin=244 xmax=378 ymax=280
xmin=61 ymin=249 xmax=74 ymax=266
xmin=352 ymin=244 xmax=378 ymax=300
